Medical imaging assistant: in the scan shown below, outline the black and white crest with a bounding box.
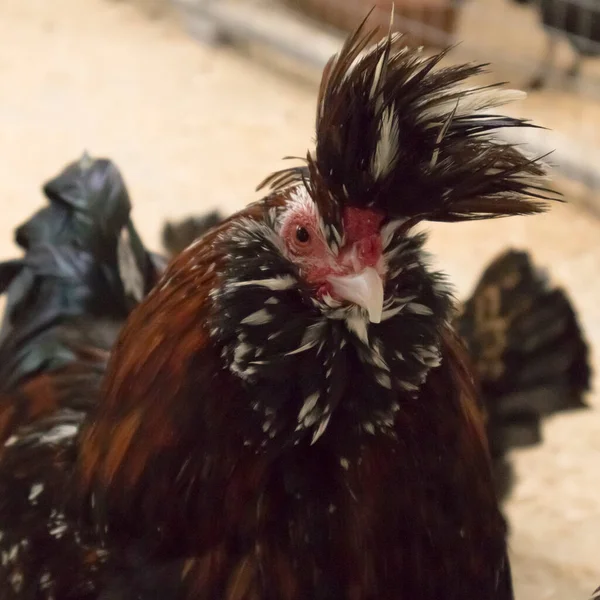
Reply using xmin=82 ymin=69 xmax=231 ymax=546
xmin=259 ymin=13 xmax=558 ymax=224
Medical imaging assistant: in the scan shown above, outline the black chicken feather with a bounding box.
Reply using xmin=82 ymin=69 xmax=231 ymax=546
xmin=455 ymin=249 xmax=591 ymax=500
xmin=0 ymin=154 xmax=165 ymax=599
xmin=162 ymin=210 xmax=224 ymax=258
xmin=258 ymin=16 xmax=558 ymax=231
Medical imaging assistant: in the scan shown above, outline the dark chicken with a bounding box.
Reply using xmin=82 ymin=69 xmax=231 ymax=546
xmin=456 ymin=249 xmax=590 ymax=499
xmin=0 ymin=154 xmax=164 ymax=598
xmin=0 ymin=18 xmax=590 ymax=600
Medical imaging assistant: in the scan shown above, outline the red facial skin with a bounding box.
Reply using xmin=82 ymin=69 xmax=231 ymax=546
xmin=279 ymin=204 xmax=385 ymax=301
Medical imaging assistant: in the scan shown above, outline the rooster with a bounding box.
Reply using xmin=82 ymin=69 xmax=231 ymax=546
xmin=456 ymin=248 xmax=590 ymax=499
xmin=0 ymin=152 xmax=166 ymax=439
xmin=0 ymin=18 xmax=591 ymax=600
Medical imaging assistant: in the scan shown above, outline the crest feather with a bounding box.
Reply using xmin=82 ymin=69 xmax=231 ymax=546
xmin=258 ymin=14 xmax=559 ymax=223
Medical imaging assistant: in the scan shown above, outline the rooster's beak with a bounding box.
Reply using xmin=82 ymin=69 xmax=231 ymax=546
xmin=327 ymin=267 xmax=384 ymax=324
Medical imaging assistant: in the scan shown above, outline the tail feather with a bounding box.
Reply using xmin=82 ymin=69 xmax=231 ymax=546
xmin=454 ymin=249 xmax=591 ymax=500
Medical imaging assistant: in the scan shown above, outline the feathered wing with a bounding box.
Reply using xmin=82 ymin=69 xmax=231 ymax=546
xmin=0 ymin=154 xmax=164 ymax=599
xmin=454 ymin=249 xmax=591 ymax=500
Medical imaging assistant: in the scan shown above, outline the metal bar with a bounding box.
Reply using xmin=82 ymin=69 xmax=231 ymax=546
xmin=172 ymin=0 xmax=342 ymax=68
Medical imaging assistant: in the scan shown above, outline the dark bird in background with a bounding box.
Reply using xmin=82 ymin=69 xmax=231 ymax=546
xmin=161 ymin=220 xmax=591 ymax=503
xmin=162 ymin=210 xmax=224 ymax=259
xmin=0 ymin=154 xmax=165 ymax=598
xmin=455 ymin=249 xmax=590 ymax=499
xmin=512 ymin=0 xmax=600 ymax=90
xmin=0 ymin=16 xmax=589 ymax=600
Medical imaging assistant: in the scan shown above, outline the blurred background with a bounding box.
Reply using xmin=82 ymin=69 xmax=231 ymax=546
xmin=1 ymin=0 xmax=599 ymax=597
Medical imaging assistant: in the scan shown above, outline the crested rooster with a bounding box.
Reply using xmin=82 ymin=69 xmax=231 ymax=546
xmin=0 ymin=18 xmax=591 ymax=600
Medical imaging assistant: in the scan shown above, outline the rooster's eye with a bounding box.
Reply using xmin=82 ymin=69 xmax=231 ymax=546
xmin=295 ymin=226 xmax=310 ymax=244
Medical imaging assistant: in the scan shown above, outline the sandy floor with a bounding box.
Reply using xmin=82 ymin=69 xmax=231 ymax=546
xmin=0 ymin=0 xmax=599 ymax=597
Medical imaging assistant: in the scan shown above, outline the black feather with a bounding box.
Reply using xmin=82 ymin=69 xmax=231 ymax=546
xmin=161 ymin=210 xmax=224 ymax=258
xmin=455 ymin=249 xmax=591 ymax=500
